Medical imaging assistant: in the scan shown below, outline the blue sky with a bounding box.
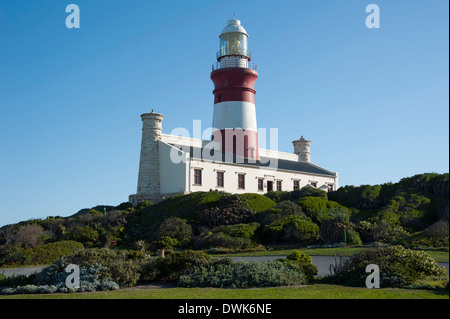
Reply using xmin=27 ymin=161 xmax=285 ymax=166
xmin=0 ymin=0 xmax=448 ymax=227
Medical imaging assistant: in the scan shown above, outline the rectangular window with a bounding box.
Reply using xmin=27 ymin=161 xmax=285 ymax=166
xmin=277 ymin=180 xmax=282 ymax=191
xmin=327 ymin=184 xmax=334 ymax=192
xmin=258 ymin=178 xmax=264 ymax=191
xmin=293 ymin=180 xmax=300 ymax=190
xmin=311 ymin=181 xmax=318 ymax=188
xmin=238 ymin=174 xmax=245 ymax=189
xmin=194 ymin=169 xmax=202 ymax=185
xmin=217 ymin=171 xmax=224 ymax=187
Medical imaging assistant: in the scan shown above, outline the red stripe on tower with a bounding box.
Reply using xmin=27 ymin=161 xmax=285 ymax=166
xmin=211 ymin=17 xmax=259 ymax=160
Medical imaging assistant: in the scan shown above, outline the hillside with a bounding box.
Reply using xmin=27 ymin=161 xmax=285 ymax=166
xmin=0 ymin=173 xmax=448 ymax=266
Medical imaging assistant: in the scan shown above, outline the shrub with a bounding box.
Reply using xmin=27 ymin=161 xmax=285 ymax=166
xmin=148 ymin=250 xmax=211 ymax=282
xmin=328 ymin=245 xmax=448 ymax=288
xmin=397 ymin=221 xmax=449 ymax=248
xmin=265 ymin=187 xmax=327 ymax=203
xmin=0 ymin=273 xmax=33 ymax=288
xmin=238 ymin=193 xmax=276 ymax=212
xmin=221 ymin=223 xmax=260 ymax=240
xmin=263 ymin=216 xmax=319 ymax=244
xmin=63 ymin=226 xmax=99 ymax=247
xmin=357 ymin=221 xmax=409 ymax=244
xmin=153 ymin=236 xmax=179 ymax=250
xmin=297 ymin=197 xmax=348 ymax=224
xmin=193 ymin=231 xmax=254 ymax=250
xmin=319 ymin=221 xmax=347 ymax=244
xmin=28 ymin=240 xmax=84 ymax=265
xmin=0 ymin=259 xmax=120 ymax=295
xmin=256 ymin=201 xmax=305 ymax=227
xmin=63 ymin=248 xmax=146 ymax=287
xmin=286 ymin=250 xmax=313 ymax=264
xmin=282 ymin=250 xmax=317 ymax=281
xmin=0 ymin=245 xmax=32 ymax=266
xmin=346 ymin=229 xmax=363 ymax=245
xmin=179 ymin=260 xmax=307 ymax=288
xmin=155 ymin=217 xmax=193 ymax=246
xmin=12 ymin=224 xmax=46 ymax=249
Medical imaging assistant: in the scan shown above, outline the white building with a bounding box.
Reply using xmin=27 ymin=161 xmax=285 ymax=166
xmin=129 ymin=18 xmax=338 ymax=206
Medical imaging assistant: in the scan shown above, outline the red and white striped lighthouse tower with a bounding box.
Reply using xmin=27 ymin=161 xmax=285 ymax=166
xmin=211 ymin=17 xmax=259 ymax=160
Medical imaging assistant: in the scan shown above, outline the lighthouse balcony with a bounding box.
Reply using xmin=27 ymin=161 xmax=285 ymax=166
xmin=212 ymin=60 xmax=257 ymax=71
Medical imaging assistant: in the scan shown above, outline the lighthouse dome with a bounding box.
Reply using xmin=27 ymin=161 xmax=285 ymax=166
xmin=219 ymin=18 xmax=248 ymax=37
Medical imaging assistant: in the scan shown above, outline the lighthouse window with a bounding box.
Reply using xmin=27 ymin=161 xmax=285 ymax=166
xmin=238 ymin=174 xmax=245 ymax=189
xmin=219 ymin=33 xmax=248 ymax=57
xmin=217 ymin=171 xmax=224 ymax=187
xmin=194 ymin=169 xmax=202 ymax=185
xmin=258 ymin=178 xmax=264 ymax=191
xmin=277 ymin=180 xmax=282 ymax=191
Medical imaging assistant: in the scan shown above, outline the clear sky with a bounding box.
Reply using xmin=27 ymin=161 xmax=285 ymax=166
xmin=0 ymin=0 xmax=448 ymax=227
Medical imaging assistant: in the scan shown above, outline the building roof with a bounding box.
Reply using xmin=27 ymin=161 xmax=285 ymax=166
xmin=171 ymin=144 xmax=336 ymax=177
xmin=219 ymin=18 xmax=248 ymax=37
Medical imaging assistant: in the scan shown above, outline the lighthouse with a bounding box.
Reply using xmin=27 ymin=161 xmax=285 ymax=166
xmin=129 ymin=16 xmax=339 ymax=206
xmin=210 ymin=17 xmax=259 ymax=160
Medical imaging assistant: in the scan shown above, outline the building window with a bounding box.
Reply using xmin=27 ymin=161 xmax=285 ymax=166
xmin=293 ymin=180 xmax=300 ymax=190
xmin=217 ymin=171 xmax=224 ymax=187
xmin=258 ymin=178 xmax=264 ymax=191
xmin=238 ymin=174 xmax=245 ymax=189
xmin=311 ymin=181 xmax=318 ymax=188
xmin=327 ymin=184 xmax=334 ymax=192
xmin=194 ymin=169 xmax=202 ymax=185
xmin=277 ymin=180 xmax=282 ymax=191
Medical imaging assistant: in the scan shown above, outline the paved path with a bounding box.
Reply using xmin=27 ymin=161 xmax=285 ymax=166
xmin=0 ymin=266 xmax=46 ymax=278
xmin=1 ymin=257 xmax=448 ymax=278
xmin=226 ymin=255 xmax=449 ymax=277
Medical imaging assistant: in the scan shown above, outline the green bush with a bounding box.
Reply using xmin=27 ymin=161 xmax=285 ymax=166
xmin=28 ymin=240 xmax=84 ymax=265
xmin=286 ymin=250 xmax=313 ymax=264
xmin=153 ymin=236 xmax=179 ymax=250
xmin=264 ymin=215 xmax=319 ymax=244
xmin=0 ymin=259 xmax=120 ymax=295
xmin=221 ymin=223 xmax=260 ymax=240
xmin=0 ymin=245 xmax=32 ymax=266
xmin=149 ymin=250 xmax=211 ymax=282
xmin=397 ymin=221 xmax=449 ymax=248
xmin=179 ymin=260 xmax=307 ymax=288
xmin=297 ymin=197 xmax=347 ymax=224
xmin=63 ymin=226 xmax=99 ymax=247
xmin=63 ymin=248 xmax=146 ymax=287
xmin=238 ymin=193 xmax=276 ymax=212
xmin=357 ymin=221 xmax=409 ymax=244
xmin=281 ymin=250 xmax=317 ymax=281
xmin=155 ymin=217 xmax=193 ymax=247
xmin=193 ymin=232 xmax=254 ymax=250
xmin=346 ymin=229 xmax=363 ymax=245
xmin=328 ymin=245 xmax=448 ymax=287
xmin=265 ymin=187 xmax=327 ymax=203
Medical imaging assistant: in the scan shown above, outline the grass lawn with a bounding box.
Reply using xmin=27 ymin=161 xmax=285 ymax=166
xmin=0 ymin=284 xmax=447 ymax=299
xmin=217 ymin=247 xmax=449 ymax=263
